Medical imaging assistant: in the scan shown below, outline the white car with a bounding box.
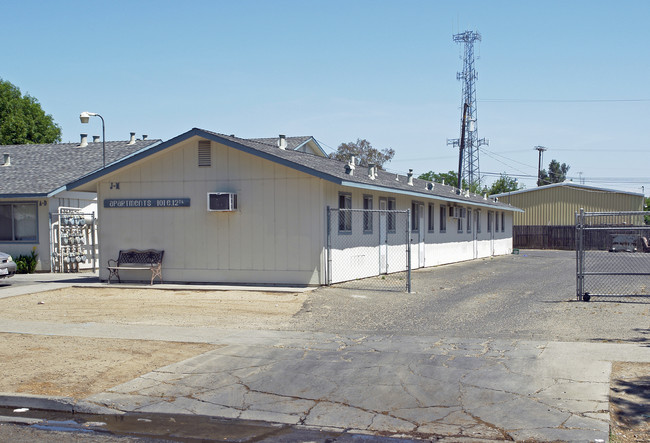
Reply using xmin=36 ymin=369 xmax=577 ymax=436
xmin=0 ymin=252 xmax=17 ymax=278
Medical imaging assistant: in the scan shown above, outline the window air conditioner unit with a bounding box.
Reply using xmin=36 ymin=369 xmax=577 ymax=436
xmin=207 ymin=192 xmax=238 ymax=212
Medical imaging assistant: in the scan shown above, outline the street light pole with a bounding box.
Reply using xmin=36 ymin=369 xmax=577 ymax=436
xmin=80 ymin=111 xmax=106 ymax=168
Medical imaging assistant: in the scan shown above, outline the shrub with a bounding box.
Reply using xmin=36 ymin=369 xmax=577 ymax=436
xmin=15 ymin=247 xmax=38 ymax=274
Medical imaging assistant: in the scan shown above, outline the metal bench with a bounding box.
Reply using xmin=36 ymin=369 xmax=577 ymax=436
xmin=107 ymin=249 xmax=164 ymax=284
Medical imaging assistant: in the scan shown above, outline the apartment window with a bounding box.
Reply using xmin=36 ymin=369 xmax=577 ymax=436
xmin=457 ymin=207 xmax=464 ymax=233
xmin=338 ymin=193 xmax=352 ymax=232
xmin=495 ymin=211 xmax=499 ymax=232
xmin=488 ymin=211 xmax=493 ymax=233
xmin=439 ymin=205 xmax=447 ymax=233
xmin=467 ymin=209 xmax=472 ymax=233
xmin=411 ymin=201 xmax=420 ymax=232
xmin=501 ymin=212 xmax=505 ymax=232
xmin=0 ymin=202 xmax=38 ymax=242
xmin=363 ymin=195 xmax=373 ymax=233
xmin=427 ymin=204 xmax=435 ymax=232
xmin=387 ymin=198 xmax=396 ymax=232
xmin=476 ymin=210 xmax=481 ymax=233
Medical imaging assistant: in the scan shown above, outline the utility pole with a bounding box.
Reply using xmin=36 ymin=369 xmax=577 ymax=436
xmin=534 ymin=145 xmax=547 ymax=186
xmin=447 ymin=30 xmax=488 ymax=190
xmin=457 ymin=103 xmax=469 ymax=190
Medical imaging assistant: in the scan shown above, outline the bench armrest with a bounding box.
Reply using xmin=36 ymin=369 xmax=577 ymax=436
xmin=107 ymin=259 xmax=118 ymax=267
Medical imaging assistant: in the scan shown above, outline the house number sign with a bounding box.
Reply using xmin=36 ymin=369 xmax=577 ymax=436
xmin=104 ymin=198 xmax=191 ymax=208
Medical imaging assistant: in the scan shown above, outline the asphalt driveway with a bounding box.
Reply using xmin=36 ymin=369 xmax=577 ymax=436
xmin=289 ymin=250 xmax=650 ymax=343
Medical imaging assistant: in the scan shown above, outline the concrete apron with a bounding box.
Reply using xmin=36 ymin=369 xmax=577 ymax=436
xmin=3 ymin=324 xmax=646 ymax=442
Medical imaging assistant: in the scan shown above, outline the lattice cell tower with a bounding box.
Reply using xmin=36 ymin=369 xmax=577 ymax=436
xmin=447 ymin=30 xmax=488 ymax=189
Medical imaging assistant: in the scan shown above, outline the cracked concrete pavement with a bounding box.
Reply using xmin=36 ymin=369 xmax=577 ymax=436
xmin=13 ymin=324 xmax=640 ymax=442
xmin=2 ymin=251 xmax=650 ymax=441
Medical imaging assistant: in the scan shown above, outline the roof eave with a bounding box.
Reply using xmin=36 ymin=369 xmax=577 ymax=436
xmin=341 ymin=181 xmax=524 ymax=212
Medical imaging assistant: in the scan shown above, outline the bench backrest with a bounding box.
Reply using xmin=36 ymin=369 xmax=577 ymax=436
xmin=117 ymin=249 xmax=164 ymax=266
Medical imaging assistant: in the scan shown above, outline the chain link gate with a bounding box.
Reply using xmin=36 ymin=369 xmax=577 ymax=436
xmin=576 ymin=209 xmax=650 ymax=301
xmin=327 ymin=207 xmax=411 ymax=292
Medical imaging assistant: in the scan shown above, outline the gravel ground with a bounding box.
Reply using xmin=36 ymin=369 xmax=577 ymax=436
xmin=288 ymin=250 xmax=650 ymax=342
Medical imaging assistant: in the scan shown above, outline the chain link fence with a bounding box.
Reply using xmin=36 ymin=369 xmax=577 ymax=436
xmin=327 ymin=208 xmax=411 ymax=292
xmin=576 ymin=210 xmax=650 ymax=302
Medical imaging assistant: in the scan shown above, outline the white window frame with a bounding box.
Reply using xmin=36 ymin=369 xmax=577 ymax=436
xmin=439 ymin=205 xmax=447 ymax=233
xmin=0 ymin=202 xmax=38 ymax=242
xmin=363 ymin=194 xmax=373 ymax=233
xmin=338 ymin=193 xmax=352 ymax=233
xmin=387 ymin=198 xmax=396 ymax=233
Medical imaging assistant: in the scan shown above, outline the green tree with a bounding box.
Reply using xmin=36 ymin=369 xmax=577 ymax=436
xmin=418 ymin=170 xmax=486 ymax=194
xmin=0 ymin=78 xmax=61 ymax=144
xmin=487 ymin=173 xmax=522 ymax=195
xmin=330 ymin=139 xmax=395 ymax=169
xmin=539 ymin=159 xmax=570 ymax=185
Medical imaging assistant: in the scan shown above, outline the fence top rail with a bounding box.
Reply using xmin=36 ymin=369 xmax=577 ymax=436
xmin=578 ymin=211 xmax=649 ymax=217
xmin=329 ymin=208 xmax=410 ymax=214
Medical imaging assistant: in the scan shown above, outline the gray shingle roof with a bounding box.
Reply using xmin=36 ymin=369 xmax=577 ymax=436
xmin=66 ymin=128 xmax=520 ymax=212
xmin=0 ymin=139 xmax=161 ymax=197
xmin=249 ymin=136 xmax=314 ymax=151
xmin=201 ymin=130 xmax=519 ymax=212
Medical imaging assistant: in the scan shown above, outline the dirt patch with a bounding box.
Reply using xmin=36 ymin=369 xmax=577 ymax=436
xmin=0 ymin=287 xmax=307 ymax=328
xmin=0 ymin=287 xmax=307 ymax=399
xmin=0 ymin=333 xmax=217 ymax=399
xmin=610 ymin=362 xmax=650 ymax=442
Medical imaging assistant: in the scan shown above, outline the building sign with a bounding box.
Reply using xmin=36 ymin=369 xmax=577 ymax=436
xmin=104 ymin=198 xmax=190 ymax=208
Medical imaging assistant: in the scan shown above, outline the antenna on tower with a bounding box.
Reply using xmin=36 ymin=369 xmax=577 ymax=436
xmin=447 ymin=30 xmax=488 ymax=190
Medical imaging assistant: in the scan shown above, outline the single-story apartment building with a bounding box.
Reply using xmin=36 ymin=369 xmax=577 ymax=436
xmin=68 ymin=128 xmax=522 ymax=285
xmin=0 ymin=133 xmax=160 ymax=271
xmin=492 ymin=182 xmax=645 ymax=249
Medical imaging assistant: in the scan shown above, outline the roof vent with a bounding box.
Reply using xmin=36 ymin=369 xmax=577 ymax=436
xmin=142 ymin=134 xmax=148 ymax=140
xmin=395 ymin=173 xmax=399 ymax=181
xmin=79 ymin=134 xmax=88 ymax=148
xmin=426 ymin=182 xmax=434 ymax=190
xmin=2 ymin=154 xmax=10 ymax=166
xmin=93 ymin=135 xmax=100 ymax=143
xmin=368 ymin=163 xmax=377 ymax=180
xmin=483 ymin=193 xmax=488 ymax=200
xmin=407 ymin=169 xmax=414 ymax=186
xmin=345 ymin=155 xmax=355 ymax=175
xmin=128 ymin=132 xmax=136 ymax=145
xmin=278 ymin=134 xmax=287 ymax=150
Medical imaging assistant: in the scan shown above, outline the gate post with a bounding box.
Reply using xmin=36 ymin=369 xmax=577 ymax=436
xmin=406 ymin=208 xmax=412 ymax=293
xmin=326 ymin=206 xmax=332 ymax=285
xmin=576 ymin=208 xmax=584 ymax=300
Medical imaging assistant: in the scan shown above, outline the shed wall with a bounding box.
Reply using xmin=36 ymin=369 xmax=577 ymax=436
xmin=498 ymin=186 xmax=643 ymax=226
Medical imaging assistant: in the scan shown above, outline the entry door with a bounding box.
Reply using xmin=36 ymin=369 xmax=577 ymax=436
xmin=379 ymin=199 xmax=388 ymax=274
xmin=418 ymin=204 xmax=425 ymax=267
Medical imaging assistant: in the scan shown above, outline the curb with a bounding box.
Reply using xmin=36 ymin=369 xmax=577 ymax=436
xmin=0 ymin=393 xmax=123 ymax=416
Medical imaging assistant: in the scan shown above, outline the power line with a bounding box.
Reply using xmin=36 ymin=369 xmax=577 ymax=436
xmin=479 ymin=98 xmax=650 ymax=103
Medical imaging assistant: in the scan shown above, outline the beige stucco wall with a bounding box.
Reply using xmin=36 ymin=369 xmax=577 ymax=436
xmin=96 ymin=136 xmax=325 ymax=285
xmin=497 ymin=185 xmax=644 ymax=226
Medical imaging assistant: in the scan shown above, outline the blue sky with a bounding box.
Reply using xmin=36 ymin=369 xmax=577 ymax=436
xmin=3 ymin=0 xmax=649 ymax=194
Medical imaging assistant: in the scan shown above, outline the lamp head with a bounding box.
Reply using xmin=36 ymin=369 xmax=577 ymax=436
xmin=79 ymin=111 xmax=97 ymax=124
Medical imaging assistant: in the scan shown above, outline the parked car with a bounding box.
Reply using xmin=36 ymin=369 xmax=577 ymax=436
xmin=0 ymin=252 xmax=17 ymax=278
